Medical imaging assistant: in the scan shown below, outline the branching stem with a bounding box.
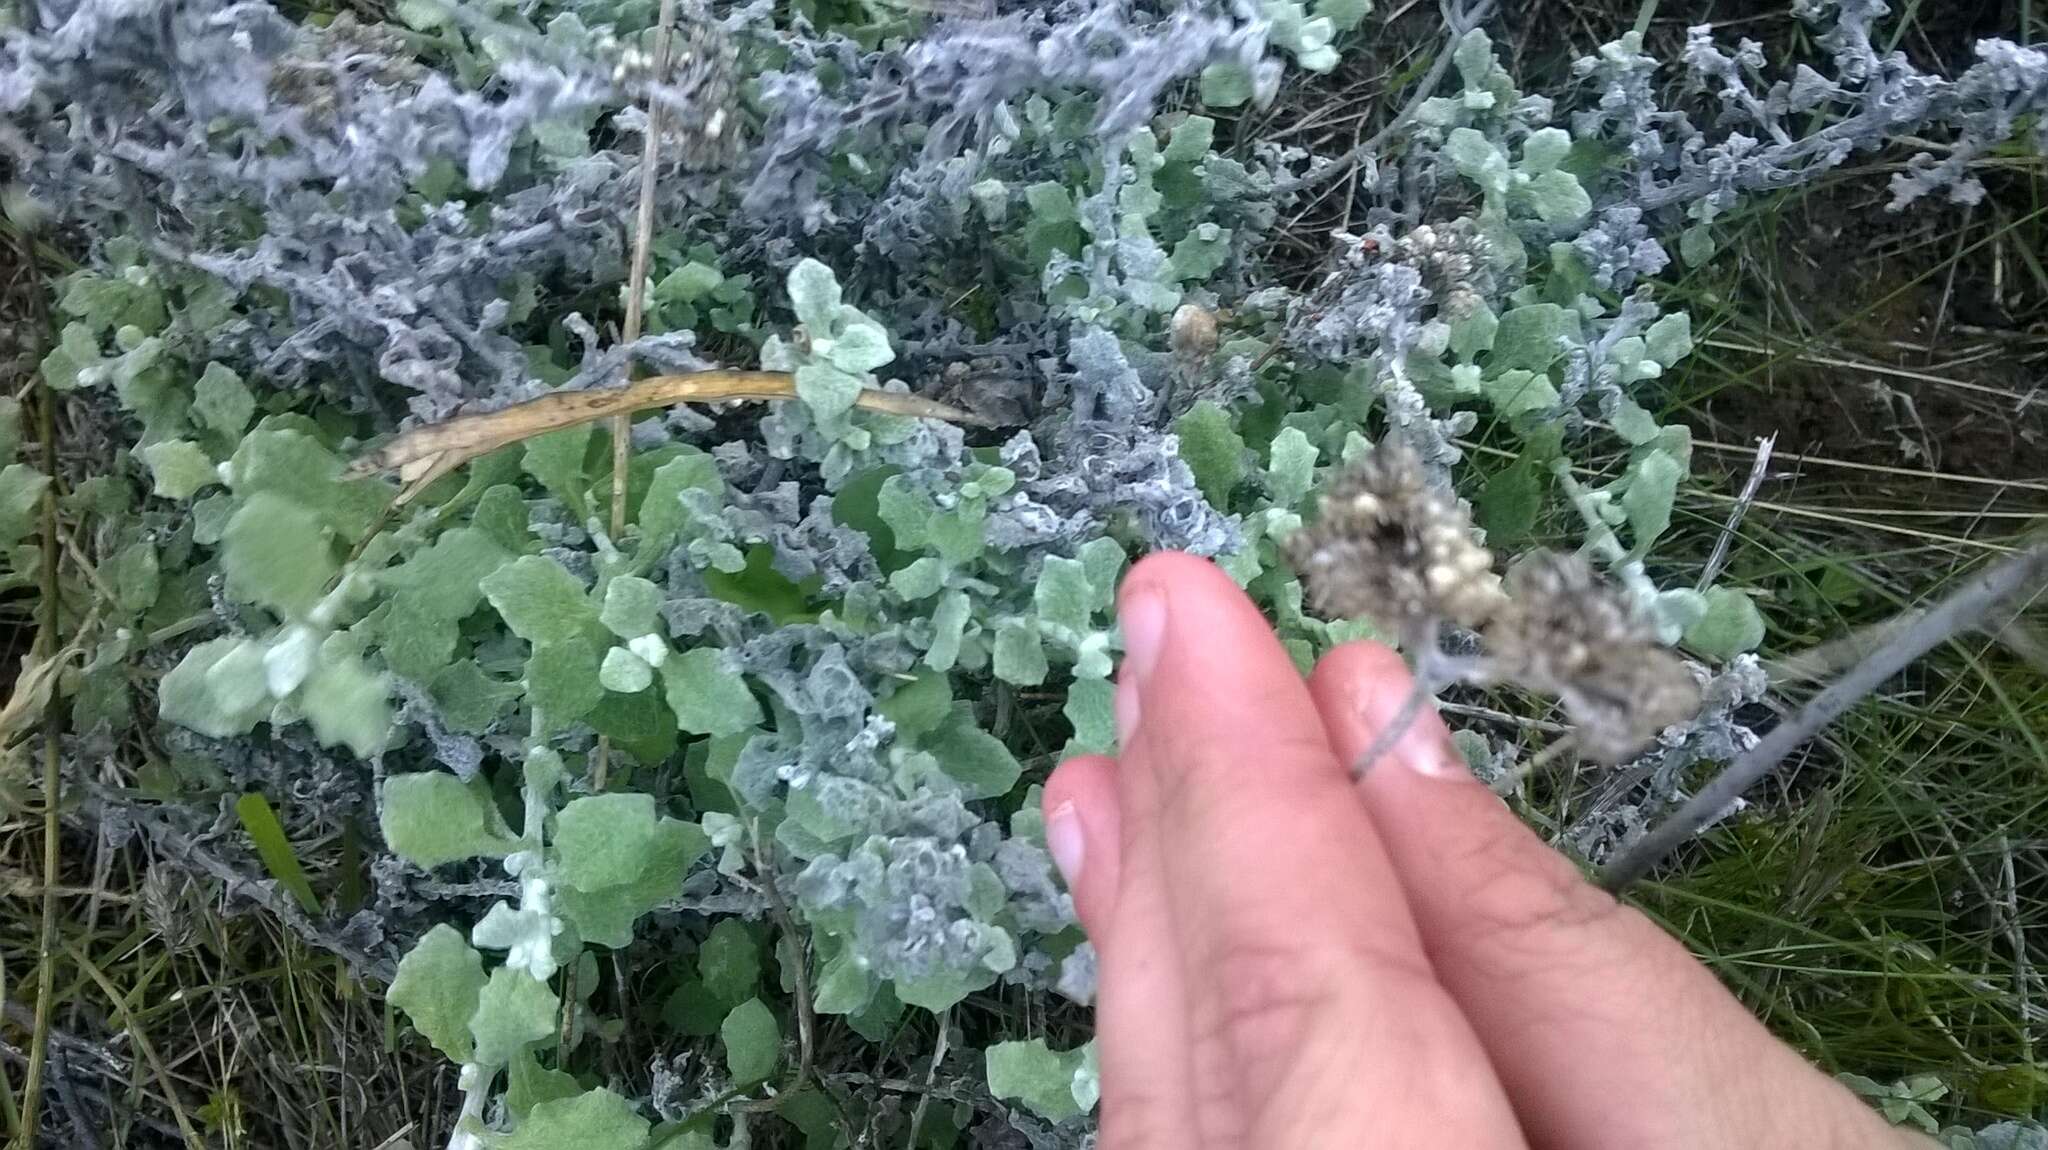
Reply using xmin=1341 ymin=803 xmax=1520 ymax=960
xmin=1303 ymin=0 xmax=1500 ymax=192
xmin=1601 ymin=539 xmax=2048 ymax=892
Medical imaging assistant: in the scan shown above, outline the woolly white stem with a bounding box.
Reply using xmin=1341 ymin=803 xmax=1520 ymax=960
xmin=445 ymin=1063 xmax=490 ymax=1150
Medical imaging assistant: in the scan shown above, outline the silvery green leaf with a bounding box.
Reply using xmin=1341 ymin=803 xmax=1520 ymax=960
xmin=721 ymin=998 xmax=780 ymax=1085
xmin=395 ymin=0 xmax=450 ymax=28
xmin=985 ymin=1038 xmax=1088 ymax=1122
xmin=925 ymin=589 xmax=972 ymax=672
xmin=1679 ymin=223 xmax=1717 ymax=267
xmin=698 ymin=918 xmax=761 ymax=1005
xmin=388 ymin=924 xmax=486 ymax=1063
xmin=471 ymin=897 xmax=563 ymax=982
xmin=824 ymin=319 xmax=894 ymax=375
xmin=0 ymin=464 xmax=49 ymax=547
xmin=39 ymin=323 xmax=104 ymax=392
xmin=381 ymin=528 xmax=512 ymax=622
xmin=527 ymin=636 xmax=604 ymax=728
xmin=1199 ymin=62 xmax=1256 ymax=107
xmin=1315 ymin=0 xmax=1369 ymax=32
xmin=222 ymin=493 xmax=336 ymax=618
xmin=482 ymin=556 xmax=598 ymax=645
xmin=1610 ymin=399 xmax=1662 ymax=446
xmin=1072 ymin=1041 xmax=1102 ymax=1112
xmin=192 ymin=362 xmax=254 ymax=436
xmin=654 ymin=261 xmax=723 ymax=305
xmin=992 ymin=621 xmax=1049 ymax=686
xmin=159 ymin=637 xmax=270 ymax=738
xmin=1645 ymin=312 xmax=1695 ymax=367
xmin=555 ymin=792 xmax=668 ymax=891
xmin=1033 ymin=556 xmax=1096 ymax=636
xmin=925 ymin=709 xmax=1022 ymax=800
xmin=298 ymin=638 xmax=392 ymax=756
xmin=795 ymin=362 xmax=864 ymax=422
xmin=813 ymin=950 xmax=875 ymax=1016
xmin=379 ymin=772 xmax=518 ymax=869
xmin=970 ymin=178 xmax=1008 ymax=221
xmin=1480 ymin=369 xmax=1560 ymax=420
xmin=663 ymin=648 xmax=763 ymax=736
xmin=1452 ymin=26 xmax=1495 ymax=87
xmin=1448 ymin=303 xmax=1498 ymax=361
xmin=487 ymin=1089 xmax=650 ymax=1150
xmin=600 ymin=575 xmax=664 ymax=639
xmin=1079 ymin=535 xmax=1127 ymax=595
xmin=468 ymin=967 xmax=558 ymax=1069
xmin=1023 ymin=182 xmax=1077 ymax=223
xmin=637 ymin=450 xmax=722 ymax=546
xmin=1522 ymin=170 xmax=1591 ymax=226
xmin=1620 ymin=449 xmax=1685 ymax=555
xmin=877 ymin=672 xmax=951 ymax=738
xmin=109 ymin=540 xmax=158 ymax=614
xmin=1445 ymin=128 xmax=1510 ymax=198
xmin=1263 ymin=426 xmax=1319 ymax=507
xmin=1165 ymin=223 xmax=1232 ymax=282
xmin=787 ymin=258 xmax=842 ymax=334
xmin=599 ymin=645 xmax=654 ymax=693
xmin=1684 ymin=587 xmax=1766 ymax=659
xmin=1064 ymin=676 xmax=1116 ymax=754
xmin=1521 ymin=128 xmax=1574 ymax=174
xmin=551 ymin=818 xmax=708 ymax=948
xmin=1489 ymin=304 xmax=1579 ymax=373
xmin=521 ymin=424 xmax=594 ymax=515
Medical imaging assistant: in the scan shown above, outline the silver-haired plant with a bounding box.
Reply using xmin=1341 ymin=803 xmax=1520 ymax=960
xmin=5 ymin=0 xmax=2044 ymax=1143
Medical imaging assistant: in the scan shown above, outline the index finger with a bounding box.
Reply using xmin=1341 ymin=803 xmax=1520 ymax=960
xmin=1113 ymin=553 xmax=1423 ymax=957
xmin=1103 ymin=553 xmax=1523 ymax=1146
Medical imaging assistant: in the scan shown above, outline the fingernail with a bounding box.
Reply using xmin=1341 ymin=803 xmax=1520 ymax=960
xmin=1410 ymin=741 xmax=1472 ymax=780
xmin=1357 ymin=683 xmax=1469 ymax=781
xmin=1046 ymin=800 xmax=1085 ymax=886
xmin=1118 ymin=586 xmax=1168 ymax=685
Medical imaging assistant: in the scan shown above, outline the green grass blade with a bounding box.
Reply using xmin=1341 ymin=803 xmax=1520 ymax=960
xmin=236 ymin=791 xmax=323 ymax=915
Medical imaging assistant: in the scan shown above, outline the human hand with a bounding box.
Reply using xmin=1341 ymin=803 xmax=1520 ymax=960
xmin=1041 ymin=552 xmax=1921 ymax=1149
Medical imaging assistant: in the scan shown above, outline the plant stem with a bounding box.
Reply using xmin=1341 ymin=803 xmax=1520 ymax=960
xmin=754 ymin=825 xmax=814 ymax=1090
xmin=597 ymin=0 xmax=680 ymax=793
xmin=11 ymin=223 xmax=60 ymax=1150
xmin=1303 ymin=0 xmax=1499 ymax=191
xmin=1601 ymin=538 xmax=2048 ymax=893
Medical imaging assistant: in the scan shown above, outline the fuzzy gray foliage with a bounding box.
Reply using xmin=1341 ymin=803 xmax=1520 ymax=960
xmin=1573 ymin=0 xmax=2048 ymax=227
xmin=745 ymin=0 xmax=1278 ymax=224
xmin=1563 ymin=655 xmax=1766 ymax=864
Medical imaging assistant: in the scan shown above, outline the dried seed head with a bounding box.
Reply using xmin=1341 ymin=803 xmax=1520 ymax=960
xmin=1170 ymin=303 xmax=1219 ymax=360
xmin=1486 ymin=551 xmax=1702 ymax=763
xmin=1285 ymin=443 xmax=1505 ymax=630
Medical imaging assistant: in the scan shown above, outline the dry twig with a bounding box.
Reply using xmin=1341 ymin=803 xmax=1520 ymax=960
xmin=1602 ymin=537 xmax=2048 ymax=892
xmin=343 ymin=370 xmax=988 ymax=507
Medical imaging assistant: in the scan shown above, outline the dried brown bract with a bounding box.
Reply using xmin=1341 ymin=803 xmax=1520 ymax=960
xmin=1170 ymin=302 xmax=1219 ymax=360
xmin=1396 ymin=218 xmax=1496 ymax=322
xmin=1285 ymin=443 xmax=1504 ymax=631
xmin=1487 ymin=551 xmax=1702 ymax=763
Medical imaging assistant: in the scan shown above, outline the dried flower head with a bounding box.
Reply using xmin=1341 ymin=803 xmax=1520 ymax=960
xmin=1170 ymin=302 xmax=1219 ymax=360
xmin=1286 ymin=443 xmax=1505 ymax=631
xmin=1486 ymin=551 xmax=1702 ymax=763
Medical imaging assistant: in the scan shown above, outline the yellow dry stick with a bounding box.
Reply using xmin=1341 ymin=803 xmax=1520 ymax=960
xmin=342 ymin=370 xmax=990 ymax=507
